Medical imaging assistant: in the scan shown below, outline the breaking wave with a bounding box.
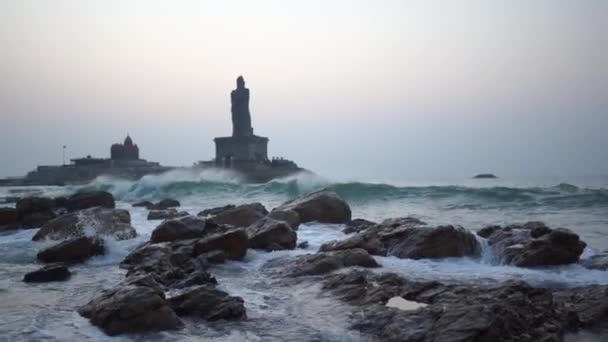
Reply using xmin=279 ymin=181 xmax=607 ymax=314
xmin=85 ymin=170 xmax=608 ymax=210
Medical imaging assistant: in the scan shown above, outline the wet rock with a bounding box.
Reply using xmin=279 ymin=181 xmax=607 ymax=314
xmin=477 ymin=225 xmax=501 ymax=238
xmin=483 ymin=222 xmax=587 ymax=267
xmin=210 ymin=203 xmax=268 ymax=227
xmin=320 ymin=233 xmax=386 ymax=255
xmin=379 ymin=216 xmax=427 ymax=229
xmin=267 ymin=209 xmax=300 ymax=230
xmin=78 ymin=278 xmax=182 ymax=336
xmin=132 ymin=201 xmax=153 ymax=209
xmin=274 ymin=248 xmax=379 ymax=277
xmin=37 ymin=236 xmax=105 ymax=263
xmin=23 ymin=264 xmax=71 ymax=282
xmin=343 ymin=218 xmax=377 ymax=234
xmin=65 ymin=191 xmax=115 ymax=212
xmin=274 ymin=189 xmax=351 ymax=224
xmin=297 ymin=241 xmax=309 ymax=249
xmin=193 ymin=228 xmax=249 ymax=260
xmin=147 ymin=208 xmax=189 ymax=220
xmin=0 ymin=207 xmax=18 ymax=230
xmin=150 ymin=216 xmax=214 ymax=243
xmin=553 ymin=285 xmax=608 ymax=330
xmin=197 ymin=204 xmax=236 ymax=217
xmin=16 ymin=197 xmax=60 ymax=228
xmin=581 ymin=253 xmax=608 ymax=271
xmin=168 ymin=285 xmax=246 ymax=320
xmin=151 ymin=198 xmax=181 ymax=210
xmin=33 ymin=207 xmax=136 ymax=241
xmin=247 ymin=217 xmax=297 ymax=251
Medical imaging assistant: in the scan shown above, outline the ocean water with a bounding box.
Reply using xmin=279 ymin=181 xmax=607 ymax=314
xmin=0 ymin=170 xmax=607 ymax=341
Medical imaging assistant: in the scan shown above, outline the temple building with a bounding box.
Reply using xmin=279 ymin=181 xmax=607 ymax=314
xmin=110 ymin=135 xmax=140 ymax=161
xmin=214 ymin=76 xmax=270 ymax=168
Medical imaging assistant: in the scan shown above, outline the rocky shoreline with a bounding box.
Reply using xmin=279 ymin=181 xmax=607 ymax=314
xmin=2 ymin=188 xmax=607 ymax=340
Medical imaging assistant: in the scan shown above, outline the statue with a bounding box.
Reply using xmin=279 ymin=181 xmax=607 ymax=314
xmin=231 ymin=76 xmax=254 ymax=137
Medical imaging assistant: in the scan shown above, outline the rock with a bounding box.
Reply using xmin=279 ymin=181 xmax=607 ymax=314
xmin=483 ymin=222 xmax=587 ymax=267
xmin=272 ymin=248 xmax=379 ymax=277
xmin=23 ymin=265 xmax=71 ymax=282
xmin=132 ymin=201 xmax=153 ymax=209
xmin=297 ymin=241 xmax=309 ymax=249
xmin=65 ymin=191 xmax=115 ymax=212
xmin=581 ymin=253 xmax=608 ymax=271
xmin=379 ymin=216 xmax=427 ymax=229
xmin=32 ymin=207 xmax=136 ymax=241
xmin=210 ymin=203 xmax=268 ymax=227
xmin=0 ymin=207 xmax=18 ymax=226
xmin=267 ymin=209 xmax=300 ymax=230
xmin=193 ymin=228 xmax=249 ymax=260
xmin=78 ymin=279 xmax=182 ymax=336
xmin=37 ymin=236 xmax=105 ymax=263
xmin=151 ymin=198 xmax=181 ymax=210
xmin=16 ymin=197 xmax=59 ymax=228
xmin=343 ymin=218 xmax=377 ymax=234
xmin=247 ymin=217 xmax=297 ymax=251
xmin=150 ymin=216 xmax=215 ymax=243
xmin=473 ymin=173 xmax=498 ymax=179
xmin=321 ymin=223 xmax=480 ymax=260
xmin=147 ymin=209 xmax=189 ymax=220
xmin=168 ymin=285 xmax=246 ymax=320
xmin=274 ymin=189 xmax=351 ymax=224
xmin=477 ymin=225 xmax=501 ymax=238
xmin=197 ymin=204 xmax=236 ymax=217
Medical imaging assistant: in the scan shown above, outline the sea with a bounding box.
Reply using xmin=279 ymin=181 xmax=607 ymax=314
xmin=0 ymin=169 xmax=607 ymax=341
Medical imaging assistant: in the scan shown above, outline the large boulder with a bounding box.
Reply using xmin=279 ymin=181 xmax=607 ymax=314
xmin=150 ymin=216 xmax=216 ymax=243
xmin=210 ymin=203 xmax=268 ymax=227
xmin=65 ymin=191 xmax=115 ymax=212
xmin=343 ymin=218 xmax=377 ymax=234
xmin=23 ymin=265 xmax=71 ymax=283
xmin=32 ymin=207 xmax=136 ymax=241
xmin=0 ymin=207 xmax=18 ymax=230
xmin=247 ymin=217 xmax=297 ymax=251
xmin=147 ymin=209 xmax=189 ymax=221
xmin=132 ymin=201 xmax=153 ymax=209
xmin=37 ymin=236 xmax=105 ymax=263
xmin=197 ymin=204 xmax=236 ymax=217
xmin=168 ymin=285 xmax=246 ymax=320
xmin=274 ymin=189 xmax=351 ymax=224
xmin=581 ymin=253 xmax=608 ymax=271
xmin=193 ymin=228 xmax=249 ymax=260
xmin=16 ymin=197 xmax=60 ymax=228
xmin=480 ymin=222 xmax=587 ymax=267
xmin=269 ymin=248 xmax=379 ymax=277
xmin=150 ymin=199 xmax=181 ymax=210
xmin=78 ymin=277 xmax=182 ymax=336
xmin=267 ymin=209 xmax=301 ymax=230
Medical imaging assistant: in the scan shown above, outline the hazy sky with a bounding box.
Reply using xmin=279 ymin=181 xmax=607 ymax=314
xmin=1 ymin=0 xmax=607 ymax=181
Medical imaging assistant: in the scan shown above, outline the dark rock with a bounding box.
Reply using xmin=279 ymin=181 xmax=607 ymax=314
xmin=168 ymin=285 xmax=246 ymax=320
xmin=197 ymin=204 xmax=236 ymax=217
xmin=343 ymin=218 xmax=377 ymax=234
xmin=210 ymin=203 xmax=268 ymax=227
xmin=132 ymin=201 xmax=153 ymax=209
xmin=267 ymin=209 xmax=300 ymax=230
xmin=33 ymin=207 xmax=136 ymax=241
xmin=147 ymin=209 xmax=189 ymax=221
xmin=23 ymin=265 xmax=71 ymax=282
xmin=320 ymin=233 xmax=386 ymax=255
xmin=274 ymin=189 xmax=351 ymax=224
xmin=78 ymin=279 xmax=182 ymax=336
xmin=16 ymin=197 xmax=59 ymax=228
xmin=581 ymin=253 xmax=608 ymax=271
xmin=273 ymin=248 xmax=379 ymax=277
xmin=478 ymin=225 xmax=501 ymax=238
xmin=297 ymin=241 xmax=309 ymax=249
xmin=0 ymin=207 xmax=18 ymax=226
xmin=473 ymin=173 xmax=498 ymax=179
xmin=379 ymin=216 xmax=427 ymax=229
xmin=150 ymin=216 xmax=212 ymax=243
xmin=37 ymin=236 xmax=105 ymax=263
xmin=66 ymin=191 xmax=115 ymax=212
xmin=193 ymin=228 xmax=249 ymax=260
xmin=151 ymin=198 xmax=181 ymax=210
xmin=247 ymin=217 xmax=297 ymax=251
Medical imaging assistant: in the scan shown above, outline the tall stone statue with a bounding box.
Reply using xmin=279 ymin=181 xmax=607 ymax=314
xmin=231 ymin=76 xmax=254 ymax=137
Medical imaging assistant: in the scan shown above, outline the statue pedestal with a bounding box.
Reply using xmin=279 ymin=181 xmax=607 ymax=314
xmin=214 ymin=135 xmax=269 ymax=167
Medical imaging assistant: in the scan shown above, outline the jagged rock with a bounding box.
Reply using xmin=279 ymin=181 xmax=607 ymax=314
xmin=150 ymin=216 xmax=215 ymax=243
xmin=150 ymin=198 xmax=181 ymax=210
xmin=581 ymin=253 xmax=608 ymax=271
xmin=210 ymin=203 xmax=268 ymax=227
xmin=197 ymin=204 xmax=236 ymax=217
xmin=267 ymin=209 xmax=300 ymax=230
xmin=477 ymin=225 xmax=501 ymax=238
xmin=147 ymin=209 xmax=189 ymax=221
xmin=16 ymin=197 xmax=60 ymax=228
xmin=37 ymin=236 xmax=104 ymax=263
xmin=271 ymin=248 xmax=379 ymax=277
xmin=247 ymin=217 xmax=296 ymax=251
xmin=482 ymin=222 xmax=587 ymax=267
xmin=343 ymin=218 xmax=377 ymax=234
xmin=23 ymin=265 xmax=71 ymax=282
xmin=193 ymin=228 xmax=249 ymax=260
xmin=274 ymin=189 xmax=351 ymax=224
xmin=132 ymin=201 xmax=153 ymax=209
xmin=321 ymin=222 xmax=480 ymax=260
xmin=78 ymin=278 xmax=182 ymax=336
xmin=168 ymin=285 xmax=246 ymax=320
xmin=65 ymin=191 xmax=115 ymax=212
xmin=32 ymin=207 xmax=136 ymax=241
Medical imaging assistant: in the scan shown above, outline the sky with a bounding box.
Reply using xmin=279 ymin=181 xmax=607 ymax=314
xmin=0 ymin=0 xmax=607 ymax=181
